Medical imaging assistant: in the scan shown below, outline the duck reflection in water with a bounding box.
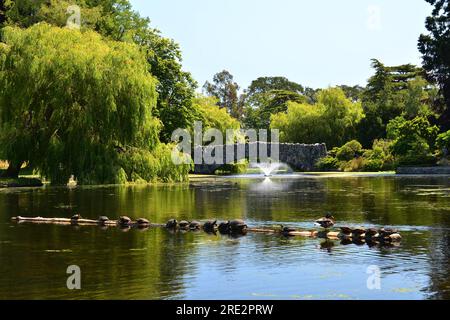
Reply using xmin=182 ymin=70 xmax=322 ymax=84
xmin=319 ymin=240 xmax=336 ymax=252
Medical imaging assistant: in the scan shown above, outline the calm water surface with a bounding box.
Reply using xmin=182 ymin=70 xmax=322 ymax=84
xmin=1 ymin=174 xmax=450 ymax=300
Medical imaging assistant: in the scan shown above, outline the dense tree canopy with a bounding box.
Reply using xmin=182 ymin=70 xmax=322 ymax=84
xmin=193 ymin=95 xmax=241 ymax=136
xmin=1 ymin=0 xmax=449 ymax=180
xmin=244 ymin=90 xmax=307 ymax=130
xmin=0 ymin=24 xmax=188 ymax=184
xmin=1 ymin=0 xmax=198 ymax=143
xmin=387 ymin=115 xmax=439 ymax=165
xmin=337 ymin=85 xmax=365 ymax=102
xmin=240 ymin=76 xmax=313 ymax=130
xmin=244 ymin=77 xmax=305 ymax=97
xmin=270 ymin=88 xmax=364 ymax=148
xmin=358 ymin=59 xmax=435 ymax=147
xmin=418 ymin=0 xmax=450 ymax=128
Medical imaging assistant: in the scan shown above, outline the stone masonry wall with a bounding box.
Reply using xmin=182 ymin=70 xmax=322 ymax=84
xmin=193 ymin=143 xmax=327 ymax=174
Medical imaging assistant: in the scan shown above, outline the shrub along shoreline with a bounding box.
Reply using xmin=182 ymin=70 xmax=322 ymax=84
xmin=316 ymin=117 xmax=450 ymax=173
xmin=0 ymin=177 xmax=43 ymax=188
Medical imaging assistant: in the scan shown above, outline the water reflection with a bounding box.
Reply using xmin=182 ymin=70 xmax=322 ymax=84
xmin=0 ymin=175 xmax=449 ymax=299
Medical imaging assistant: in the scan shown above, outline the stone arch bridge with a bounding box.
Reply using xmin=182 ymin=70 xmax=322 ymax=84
xmin=193 ymin=143 xmax=327 ymax=174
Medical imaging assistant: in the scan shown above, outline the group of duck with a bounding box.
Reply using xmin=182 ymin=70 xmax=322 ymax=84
xmin=313 ymin=214 xmax=402 ymax=242
xmin=165 ymin=219 xmax=247 ymax=235
xmin=13 ymin=213 xmax=402 ymax=243
xmin=68 ymin=214 xmax=248 ymax=235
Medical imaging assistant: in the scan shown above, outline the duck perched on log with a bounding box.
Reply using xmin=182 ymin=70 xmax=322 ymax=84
xmin=166 ymin=219 xmax=178 ymax=229
xmin=189 ymin=221 xmax=202 ymax=231
xmin=118 ymin=216 xmax=132 ymax=227
xmin=339 ymin=227 xmax=353 ymax=239
xmin=136 ymin=218 xmax=150 ymax=228
xmin=280 ymin=225 xmax=297 ymax=236
xmin=10 ymin=216 xmax=403 ymax=245
xmin=379 ymin=228 xmax=401 ymax=241
xmin=315 ymin=214 xmax=336 ymax=229
xmin=352 ymin=227 xmax=366 ymax=238
xmin=379 ymin=228 xmax=398 ymax=237
xmin=71 ymin=214 xmax=82 ymax=223
xmin=218 ymin=221 xmax=231 ymax=234
xmin=229 ymin=219 xmax=248 ymax=234
xmin=178 ymin=221 xmax=190 ymax=230
xmin=340 ymin=227 xmax=352 ymax=235
xmin=365 ymin=228 xmax=378 ymax=238
xmin=203 ymin=220 xmax=217 ymax=233
xmin=340 ymin=227 xmax=353 ymax=238
xmin=217 ymin=220 xmax=248 ymax=235
xmin=98 ymin=216 xmax=110 ymax=225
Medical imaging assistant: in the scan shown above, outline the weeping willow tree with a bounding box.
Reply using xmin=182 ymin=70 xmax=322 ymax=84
xmin=0 ymin=23 xmax=191 ymax=184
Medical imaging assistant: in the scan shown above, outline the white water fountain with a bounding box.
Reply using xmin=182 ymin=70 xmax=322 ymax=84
xmin=251 ymin=162 xmax=293 ymax=177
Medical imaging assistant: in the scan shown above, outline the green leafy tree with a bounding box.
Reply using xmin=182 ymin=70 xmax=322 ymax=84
xmin=387 ymin=116 xmax=439 ymax=165
xmin=2 ymin=0 xmax=198 ymax=143
xmin=244 ymin=76 xmax=305 ymax=97
xmin=418 ymin=0 xmax=450 ymax=129
xmin=303 ymin=87 xmax=320 ymax=104
xmin=0 ymin=24 xmax=166 ymax=183
xmin=270 ymin=101 xmax=326 ymax=144
xmin=402 ymin=77 xmax=436 ymax=119
xmin=271 ymin=87 xmax=364 ymax=148
xmin=337 ymin=85 xmax=365 ymax=102
xmin=203 ymin=70 xmax=242 ymax=120
xmin=359 ymin=59 xmax=432 ymax=147
xmin=362 ymin=139 xmax=395 ymax=171
xmin=244 ymin=90 xmax=307 ymax=129
xmin=1 ymin=0 xmax=43 ymax=28
xmin=242 ymin=76 xmax=309 ymax=129
xmin=318 ymin=88 xmax=365 ymax=147
xmin=336 ymin=140 xmax=363 ymax=161
xmin=436 ymin=130 xmax=450 ymax=155
xmin=193 ymin=95 xmax=241 ymax=136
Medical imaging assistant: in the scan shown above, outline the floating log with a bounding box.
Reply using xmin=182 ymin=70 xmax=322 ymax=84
xmin=247 ymin=228 xmax=278 ymax=234
xmin=286 ymin=231 xmax=319 ymax=238
xmin=11 ymin=216 xmax=164 ymax=228
xmin=11 ymin=216 xmax=402 ymax=243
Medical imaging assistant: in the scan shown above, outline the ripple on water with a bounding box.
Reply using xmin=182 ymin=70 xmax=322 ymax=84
xmin=1 ymin=175 xmax=450 ymax=299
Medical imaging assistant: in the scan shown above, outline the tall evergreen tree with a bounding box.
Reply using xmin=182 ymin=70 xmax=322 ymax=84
xmin=418 ymin=0 xmax=450 ymax=129
xmin=241 ymin=76 xmax=311 ymax=129
xmin=359 ymin=59 xmax=428 ymax=147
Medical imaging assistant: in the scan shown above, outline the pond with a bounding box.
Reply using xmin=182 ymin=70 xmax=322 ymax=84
xmin=0 ymin=174 xmax=450 ymax=300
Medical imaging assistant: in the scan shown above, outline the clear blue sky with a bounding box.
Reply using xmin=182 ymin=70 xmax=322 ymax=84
xmin=130 ymin=0 xmax=431 ymax=90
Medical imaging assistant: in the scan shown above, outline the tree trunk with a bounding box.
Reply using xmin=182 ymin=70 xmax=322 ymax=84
xmin=1 ymin=161 xmax=24 ymax=179
xmin=441 ymin=79 xmax=450 ymax=132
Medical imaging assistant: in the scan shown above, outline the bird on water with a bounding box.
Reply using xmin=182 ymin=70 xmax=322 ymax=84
xmin=315 ymin=213 xmax=336 ymax=229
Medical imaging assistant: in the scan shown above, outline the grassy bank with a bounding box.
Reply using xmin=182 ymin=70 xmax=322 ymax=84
xmin=0 ymin=177 xmax=44 ymax=188
xmin=0 ymin=167 xmax=44 ymax=188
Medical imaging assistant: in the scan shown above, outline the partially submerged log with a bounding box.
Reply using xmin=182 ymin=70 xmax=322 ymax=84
xmin=11 ymin=216 xmax=164 ymax=228
xmin=11 ymin=216 xmax=402 ymax=243
xmin=12 ymin=216 xmax=115 ymax=226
